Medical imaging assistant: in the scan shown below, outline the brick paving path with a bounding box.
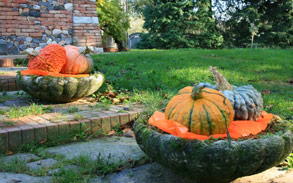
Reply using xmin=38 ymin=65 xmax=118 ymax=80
xmin=0 ymin=95 xmax=143 ymax=153
xmin=0 ymin=67 xmax=26 ymax=92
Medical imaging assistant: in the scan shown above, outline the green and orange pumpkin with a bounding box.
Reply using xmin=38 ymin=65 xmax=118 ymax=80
xmin=165 ymin=85 xmax=234 ymax=135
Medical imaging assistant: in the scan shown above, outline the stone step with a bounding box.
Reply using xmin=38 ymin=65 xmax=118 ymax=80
xmin=0 ymin=173 xmax=52 ymax=183
xmin=0 ymin=138 xmax=292 ymax=183
xmin=89 ymin=163 xmax=293 ymax=183
xmin=0 ymin=136 xmax=148 ymax=183
xmin=44 ymin=136 xmax=147 ymax=164
xmin=90 ymin=163 xmax=193 ymax=183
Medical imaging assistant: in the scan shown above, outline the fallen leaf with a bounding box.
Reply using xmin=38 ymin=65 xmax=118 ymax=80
xmin=117 ymin=164 xmax=125 ymax=172
xmin=39 ymin=139 xmax=47 ymax=144
xmin=108 ymin=130 xmax=115 ymax=135
xmin=112 ymin=98 xmax=120 ymax=104
xmin=6 ymin=150 xmax=13 ymax=155
xmin=261 ymin=89 xmax=270 ymax=95
xmin=122 ymin=128 xmax=131 ymax=133
xmin=272 ymin=115 xmax=282 ymax=122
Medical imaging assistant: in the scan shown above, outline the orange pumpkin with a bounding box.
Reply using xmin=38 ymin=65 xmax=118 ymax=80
xmin=165 ymin=85 xmax=234 ymax=136
xmin=28 ymin=44 xmax=66 ymax=73
xmin=61 ymin=45 xmax=94 ymax=74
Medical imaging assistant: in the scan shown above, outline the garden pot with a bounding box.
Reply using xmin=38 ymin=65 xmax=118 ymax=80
xmin=16 ymin=72 xmax=104 ymax=102
xmin=134 ymin=121 xmax=293 ymax=183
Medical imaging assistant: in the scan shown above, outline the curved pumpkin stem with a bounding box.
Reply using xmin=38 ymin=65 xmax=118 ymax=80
xmin=82 ymin=46 xmax=94 ymax=55
xmin=210 ymin=66 xmax=233 ymax=91
xmin=20 ymin=48 xmax=40 ymax=61
xmin=191 ymin=85 xmax=205 ymax=100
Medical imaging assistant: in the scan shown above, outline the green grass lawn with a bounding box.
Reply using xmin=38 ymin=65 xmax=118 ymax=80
xmin=92 ymin=48 xmax=293 ymax=120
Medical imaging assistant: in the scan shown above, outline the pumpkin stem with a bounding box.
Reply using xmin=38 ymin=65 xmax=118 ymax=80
xmin=209 ymin=66 xmax=233 ymax=91
xmin=82 ymin=46 xmax=93 ymax=55
xmin=191 ymin=85 xmax=205 ymax=100
xmin=20 ymin=48 xmax=40 ymax=57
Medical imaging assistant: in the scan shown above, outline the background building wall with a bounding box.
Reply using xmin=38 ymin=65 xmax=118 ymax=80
xmin=0 ymin=0 xmax=103 ymax=55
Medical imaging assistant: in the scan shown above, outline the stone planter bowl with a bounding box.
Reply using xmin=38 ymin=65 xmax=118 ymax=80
xmin=134 ymin=121 xmax=293 ymax=183
xmin=16 ymin=73 xmax=104 ymax=103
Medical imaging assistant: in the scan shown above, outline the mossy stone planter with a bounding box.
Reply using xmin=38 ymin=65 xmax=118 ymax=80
xmin=16 ymin=73 xmax=104 ymax=102
xmin=134 ymin=122 xmax=293 ymax=183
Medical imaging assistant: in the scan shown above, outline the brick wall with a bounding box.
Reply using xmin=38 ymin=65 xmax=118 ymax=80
xmin=0 ymin=0 xmax=103 ymax=55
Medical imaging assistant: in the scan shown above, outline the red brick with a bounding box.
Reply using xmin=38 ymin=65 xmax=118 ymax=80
xmin=16 ymin=33 xmax=29 ymax=36
xmin=46 ymin=123 xmax=58 ymax=140
xmin=80 ymin=119 xmax=91 ymax=134
xmin=129 ymin=111 xmax=138 ymax=122
xmin=41 ymin=14 xmax=54 ymax=18
xmin=54 ymin=14 xmax=66 ymax=18
xmin=6 ymin=127 xmax=22 ymax=151
xmin=80 ymin=4 xmax=91 ymax=8
xmin=99 ymin=114 xmax=111 ymax=133
xmin=8 ymin=12 xmax=19 ymax=16
xmin=58 ymin=122 xmax=70 ymax=136
xmin=19 ymin=125 xmax=35 ymax=145
xmin=119 ymin=113 xmax=130 ymax=125
xmin=0 ymin=7 xmax=12 ymax=12
xmin=22 ymin=29 xmax=35 ymax=33
xmin=54 ymin=22 xmax=66 ymax=26
xmin=0 ymin=129 xmax=8 ymax=153
xmin=86 ymin=8 xmax=97 ymax=11
xmin=69 ymin=121 xmax=81 ymax=133
xmin=28 ymin=116 xmax=51 ymax=124
xmin=41 ymin=113 xmax=60 ymax=121
xmin=34 ymin=125 xmax=47 ymax=143
xmin=19 ymin=117 xmax=39 ymax=126
xmin=89 ymin=117 xmax=102 ymax=133
xmin=30 ymin=33 xmax=42 ymax=37
xmin=49 ymin=10 xmax=62 ymax=14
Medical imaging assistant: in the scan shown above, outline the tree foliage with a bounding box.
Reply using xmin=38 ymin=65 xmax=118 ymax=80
xmin=138 ymin=0 xmax=223 ymax=49
xmin=133 ymin=0 xmax=292 ymax=48
xmin=96 ymin=0 xmax=130 ymax=51
xmin=222 ymin=0 xmax=293 ymax=48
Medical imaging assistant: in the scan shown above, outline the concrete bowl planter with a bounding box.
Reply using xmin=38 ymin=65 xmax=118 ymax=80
xmin=134 ymin=121 xmax=293 ymax=183
xmin=16 ymin=72 xmax=104 ymax=102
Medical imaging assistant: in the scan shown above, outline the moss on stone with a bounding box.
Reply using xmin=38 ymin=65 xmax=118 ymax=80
xmin=16 ymin=73 xmax=104 ymax=102
xmin=134 ymin=120 xmax=293 ymax=183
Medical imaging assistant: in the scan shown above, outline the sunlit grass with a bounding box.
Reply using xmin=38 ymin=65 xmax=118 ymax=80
xmin=7 ymin=104 xmax=52 ymax=118
xmin=92 ymin=48 xmax=293 ymax=120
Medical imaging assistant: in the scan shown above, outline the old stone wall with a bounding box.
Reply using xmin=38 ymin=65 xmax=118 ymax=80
xmin=0 ymin=0 xmax=103 ymax=55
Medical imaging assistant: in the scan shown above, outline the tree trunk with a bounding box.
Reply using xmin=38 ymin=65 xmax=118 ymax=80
xmin=251 ymin=32 xmax=255 ymax=48
xmin=115 ymin=39 xmax=127 ymax=51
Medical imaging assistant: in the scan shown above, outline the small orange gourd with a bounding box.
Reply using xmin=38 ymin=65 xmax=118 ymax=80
xmin=165 ymin=85 xmax=234 ymax=136
xmin=61 ymin=45 xmax=94 ymax=74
